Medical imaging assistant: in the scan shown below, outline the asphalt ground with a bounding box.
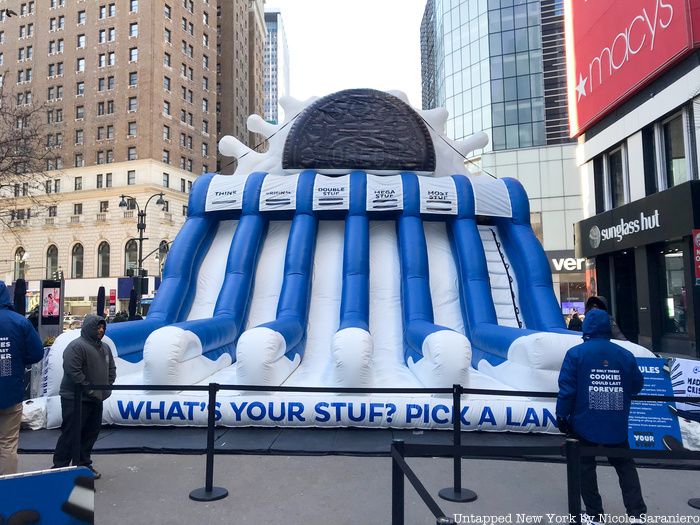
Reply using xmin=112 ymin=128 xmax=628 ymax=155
xmin=16 ymin=452 xmax=700 ymax=525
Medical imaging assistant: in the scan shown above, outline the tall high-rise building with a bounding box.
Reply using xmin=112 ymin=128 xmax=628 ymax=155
xmin=263 ymin=8 xmax=290 ymax=124
xmin=217 ymin=0 xmax=265 ymax=172
xmin=420 ymin=0 xmax=584 ymax=311
xmin=0 ymin=0 xmax=262 ymax=314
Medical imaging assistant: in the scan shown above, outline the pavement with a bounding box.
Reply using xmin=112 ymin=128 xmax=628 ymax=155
xmin=16 ymin=451 xmax=700 ymax=525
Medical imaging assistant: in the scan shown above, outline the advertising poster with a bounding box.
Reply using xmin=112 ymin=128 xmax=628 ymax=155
xmin=629 ymin=357 xmax=700 ymax=451
xmin=0 ymin=467 xmax=94 ymax=524
xmin=693 ymin=229 xmax=700 ymax=285
xmin=40 ymin=279 xmax=62 ymax=326
xmin=668 ymin=357 xmax=700 ymax=450
xmin=42 ymin=287 xmax=60 ymax=318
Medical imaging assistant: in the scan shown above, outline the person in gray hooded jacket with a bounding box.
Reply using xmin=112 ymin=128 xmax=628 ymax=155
xmin=52 ymin=315 xmax=115 ymax=479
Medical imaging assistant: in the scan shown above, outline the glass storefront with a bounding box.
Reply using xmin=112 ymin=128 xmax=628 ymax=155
xmin=659 ymin=241 xmax=687 ymax=334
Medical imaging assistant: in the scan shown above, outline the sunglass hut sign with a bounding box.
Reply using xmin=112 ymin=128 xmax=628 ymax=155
xmin=589 ymin=210 xmax=660 ymax=249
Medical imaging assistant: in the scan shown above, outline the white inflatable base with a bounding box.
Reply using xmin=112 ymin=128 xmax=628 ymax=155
xmin=408 ymin=330 xmax=471 ymax=388
xmin=236 ymin=327 xmax=302 ymax=385
xmin=143 ymin=326 xmax=231 ymax=391
xmin=332 ymin=328 xmax=373 ymax=387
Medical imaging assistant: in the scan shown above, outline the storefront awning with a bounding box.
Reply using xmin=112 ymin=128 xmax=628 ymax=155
xmin=575 ymin=180 xmax=700 ymax=258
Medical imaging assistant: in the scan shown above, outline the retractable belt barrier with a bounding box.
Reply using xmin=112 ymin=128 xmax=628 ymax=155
xmin=71 ymin=383 xmax=700 ymax=509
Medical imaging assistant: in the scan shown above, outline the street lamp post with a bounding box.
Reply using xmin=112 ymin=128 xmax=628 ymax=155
xmin=119 ymin=192 xmax=165 ymax=313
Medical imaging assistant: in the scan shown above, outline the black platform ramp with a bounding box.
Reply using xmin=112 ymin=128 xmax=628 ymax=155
xmin=268 ymin=428 xmax=341 ymax=454
xmin=92 ymin=427 xmax=228 ymax=454
xmin=215 ymin=427 xmax=282 ymax=454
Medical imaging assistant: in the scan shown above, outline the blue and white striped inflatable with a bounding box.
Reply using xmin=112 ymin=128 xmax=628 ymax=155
xmin=43 ymin=89 xmax=652 ymax=430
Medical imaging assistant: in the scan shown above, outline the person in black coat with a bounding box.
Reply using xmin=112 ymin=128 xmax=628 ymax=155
xmin=567 ymin=311 xmax=583 ymax=331
xmin=52 ymin=315 xmax=116 ymax=479
xmin=585 ymin=296 xmax=627 ymax=341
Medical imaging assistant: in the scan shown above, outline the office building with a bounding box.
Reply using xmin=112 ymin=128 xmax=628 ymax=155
xmin=217 ymin=0 xmax=265 ymax=172
xmin=420 ymin=0 xmax=584 ymax=312
xmin=263 ymin=8 xmax=290 ymax=124
xmin=0 ymin=0 xmax=259 ymax=313
xmin=569 ymin=1 xmax=700 ymax=357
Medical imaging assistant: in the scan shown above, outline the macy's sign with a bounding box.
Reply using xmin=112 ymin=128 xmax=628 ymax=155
xmin=575 ymin=0 xmax=674 ymax=102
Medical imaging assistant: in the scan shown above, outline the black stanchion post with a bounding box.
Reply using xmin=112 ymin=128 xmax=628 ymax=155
xmin=565 ymin=439 xmax=582 ymax=525
xmin=439 ymin=384 xmax=477 ymax=503
xmin=392 ymin=439 xmax=405 ymax=525
xmin=189 ymin=383 xmax=228 ymax=502
xmin=71 ymin=383 xmax=83 ymax=466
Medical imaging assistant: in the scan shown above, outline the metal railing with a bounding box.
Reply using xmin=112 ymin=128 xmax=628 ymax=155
xmin=69 ymin=383 xmax=700 ymax=515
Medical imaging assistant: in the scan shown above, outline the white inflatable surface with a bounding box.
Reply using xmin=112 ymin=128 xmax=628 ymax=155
xmin=38 ymin=90 xmax=656 ymax=432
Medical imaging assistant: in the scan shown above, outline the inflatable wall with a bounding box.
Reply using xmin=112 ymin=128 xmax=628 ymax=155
xmin=41 ymin=89 xmax=653 ymax=431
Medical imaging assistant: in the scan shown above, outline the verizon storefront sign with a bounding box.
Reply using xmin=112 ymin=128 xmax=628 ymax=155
xmin=565 ymin=0 xmax=698 ymax=137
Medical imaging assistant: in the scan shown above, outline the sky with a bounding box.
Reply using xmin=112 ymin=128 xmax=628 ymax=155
xmin=265 ymin=0 xmax=427 ymax=109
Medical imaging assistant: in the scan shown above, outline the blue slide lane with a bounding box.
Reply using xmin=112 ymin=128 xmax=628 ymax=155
xmin=108 ymin=173 xmax=221 ymax=362
xmin=397 ymin=172 xmax=455 ymax=365
xmin=338 ymin=171 xmax=370 ymax=332
xmin=259 ymin=170 xmax=318 ymax=361
xmin=493 ymin=178 xmax=568 ymax=333
xmin=448 ymin=175 xmax=539 ymax=367
xmin=153 ymin=172 xmax=269 ymax=362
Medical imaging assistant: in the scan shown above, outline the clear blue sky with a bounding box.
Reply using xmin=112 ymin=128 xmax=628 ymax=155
xmin=266 ymin=0 xmax=426 ymax=108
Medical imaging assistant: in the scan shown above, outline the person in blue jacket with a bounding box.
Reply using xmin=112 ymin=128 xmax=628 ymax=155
xmin=556 ymin=308 xmax=646 ymax=522
xmin=0 ymin=281 xmax=44 ymax=475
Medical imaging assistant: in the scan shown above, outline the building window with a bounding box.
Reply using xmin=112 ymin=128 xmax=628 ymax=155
xmin=129 ymin=71 xmax=138 ymax=86
xmin=163 ymin=76 xmax=171 ymax=91
xmin=127 ymin=146 xmax=137 ymax=160
xmin=97 ymin=173 xmax=103 ymax=188
xmin=73 ymin=203 xmax=82 ymax=215
xmin=74 ymin=177 xmax=82 ymax=191
xmin=124 ymin=239 xmax=138 ymax=275
xmin=163 ymin=125 xmax=170 ymax=140
xmin=127 ymin=170 xmax=136 ymax=185
xmin=71 ymin=244 xmax=84 ymax=279
xmin=162 ymin=149 xmax=170 ymax=164
xmin=164 ymin=4 xmax=171 ymax=19
xmin=106 ymin=172 xmax=112 ymax=187
xmin=76 ymin=81 xmax=84 ymax=96
xmin=180 ymin=178 xmax=186 ymax=192
xmin=46 ymin=245 xmax=58 ymax=279
xmin=75 ymin=129 xmax=83 ymax=145
xmin=74 ymin=153 xmax=84 ymax=167
xmin=128 ymin=96 xmax=137 ymax=111
xmin=48 ymin=206 xmax=57 ymax=217
xmin=659 ymin=242 xmax=687 ymax=334
xmin=97 ymin=241 xmax=110 ymax=278
xmin=660 ymin=111 xmax=691 ymax=189
xmin=76 ymin=57 xmax=85 ymax=72
xmin=162 ymin=172 xmax=169 ymax=187
xmin=164 ymin=28 xmax=171 ymax=43
xmin=13 ymin=248 xmax=26 ymax=281
xmin=129 ymin=23 xmax=138 ymax=37
xmin=128 ymin=121 xmax=137 ymax=136
xmin=77 ymin=34 xmax=86 ymax=49
xmin=129 ymin=47 xmax=138 ymax=62
xmin=100 ymin=201 xmax=109 ymax=213
xmin=595 ymin=144 xmax=629 ymax=212
xmin=130 ymin=0 xmax=138 ymax=13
